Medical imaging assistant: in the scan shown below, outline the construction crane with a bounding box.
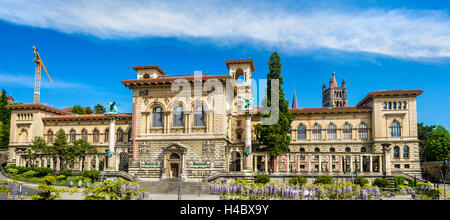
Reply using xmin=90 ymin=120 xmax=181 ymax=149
xmin=32 ymin=46 xmax=53 ymax=103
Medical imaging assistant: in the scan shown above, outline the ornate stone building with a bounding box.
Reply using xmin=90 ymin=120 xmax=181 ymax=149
xmin=5 ymin=59 xmax=423 ymax=183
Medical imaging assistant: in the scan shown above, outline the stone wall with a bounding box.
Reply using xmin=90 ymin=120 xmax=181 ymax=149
xmin=422 ymin=161 xmax=450 ymax=182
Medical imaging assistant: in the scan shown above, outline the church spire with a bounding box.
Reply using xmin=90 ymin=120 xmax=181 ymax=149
xmin=292 ymin=90 xmax=298 ymax=108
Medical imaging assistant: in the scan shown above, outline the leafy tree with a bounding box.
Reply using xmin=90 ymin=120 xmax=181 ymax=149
xmin=32 ymin=176 xmax=77 ymax=200
xmin=29 ymin=136 xmax=48 ymax=153
xmin=70 ymin=105 xmax=85 ymax=114
xmin=83 ymin=179 xmax=148 ymax=200
xmin=422 ymin=125 xmax=450 ymax=162
xmin=314 ymin=176 xmax=332 ymax=185
xmin=84 ymin=107 xmax=93 ymax=114
xmin=354 ymin=177 xmax=369 ymax=187
xmin=0 ymin=89 xmax=11 ymax=149
xmin=253 ymin=174 xmax=270 ymax=184
xmin=418 ymin=123 xmax=436 ymax=161
xmin=373 ymin=178 xmax=390 ymax=188
xmin=94 ymin=103 xmax=106 ymax=114
xmin=254 ymin=52 xmax=293 ymax=157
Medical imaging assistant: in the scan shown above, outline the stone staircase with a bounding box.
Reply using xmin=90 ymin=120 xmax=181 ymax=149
xmin=138 ymin=179 xmax=207 ymax=195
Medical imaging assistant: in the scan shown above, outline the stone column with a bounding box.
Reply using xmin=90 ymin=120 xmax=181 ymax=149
xmin=264 ymin=155 xmax=268 ymax=173
xmin=49 ymin=157 xmax=54 ymax=170
xmin=37 ymin=156 xmax=42 ymax=167
xmin=338 ymin=155 xmax=343 ymax=173
xmin=253 ymin=155 xmax=257 ymax=172
xmin=43 ymin=157 xmax=47 ymax=168
xmin=349 ymin=155 xmax=353 ymax=172
xmin=243 ymin=115 xmax=253 ymax=171
xmin=95 ymin=155 xmax=99 ymax=171
xmin=87 ymin=156 xmax=91 ymax=171
xmin=318 ymin=155 xmax=322 ymax=173
xmin=295 ymin=155 xmax=299 ymax=173
xmin=106 ymin=113 xmax=119 ymax=171
xmin=56 ymin=157 xmax=60 ymax=171
xmin=79 ymin=157 xmax=83 ymax=171
xmin=369 ymin=155 xmax=373 ymax=173
xmin=328 ymin=155 xmax=332 ymax=173
xmin=360 ymin=155 xmax=363 ymax=172
xmin=273 ymin=156 xmax=278 ymax=173
xmin=307 ymin=155 xmax=311 ymax=172
xmin=285 ymin=154 xmax=289 ymax=172
xmin=15 ymin=153 xmax=21 ymax=166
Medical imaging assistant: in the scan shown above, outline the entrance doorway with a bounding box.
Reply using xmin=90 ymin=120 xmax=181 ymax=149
xmin=168 ymin=153 xmax=181 ymax=178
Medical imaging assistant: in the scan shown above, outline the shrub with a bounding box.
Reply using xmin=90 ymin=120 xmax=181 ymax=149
xmin=23 ymin=170 xmax=37 ymax=178
xmin=42 ymin=176 xmax=56 ymax=185
xmin=394 ymin=176 xmax=406 ymax=188
xmin=56 ymin=175 xmax=66 ymax=181
xmin=289 ymin=176 xmax=308 ymax=185
xmin=354 ymin=177 xmax=369 ymax=187
xmin=33 ymin=167 xmax=53 ymax=177
xmin=314 ymin=176 xmax=332 ymax=185
xmin=15 ymin=166 xmax=32 ymax=174
xmin=254 ymin=174 xmax=270 ymax=184
xmin=82 ymin=170 xmax=100 ymax=181
xmin=6 ymin=168 xmax=18 ymax=174
xmin=59 ymin=169 xmax=72 ymax=177
xmin=373 ymin=178 xmax=391 ymax=188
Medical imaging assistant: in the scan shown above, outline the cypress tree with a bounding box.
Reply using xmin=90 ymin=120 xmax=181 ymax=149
xmin=254 ymin=52 xmax=293 ymax=156
xmin=94 ymin=104 xmax=106 ymax=114
xmin=0 ymin=89 xmax=11 ymax=149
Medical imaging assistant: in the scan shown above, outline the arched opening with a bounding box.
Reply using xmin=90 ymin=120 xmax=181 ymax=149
xmin=234 ymin=68 xmax=245 ymax=83
xmin=168 ymin=153 xmax=181 ymax=178
xmin=229 ymin=151 xmax=241 ymax=172
xmin=19 ymin=129 xmax=28 ymax=143
xmin=143 ymin=73 xmax=150 ymax=79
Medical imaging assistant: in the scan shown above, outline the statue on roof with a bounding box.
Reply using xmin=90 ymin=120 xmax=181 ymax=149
xmin=107 ymin=101 xmax=120 ymax=114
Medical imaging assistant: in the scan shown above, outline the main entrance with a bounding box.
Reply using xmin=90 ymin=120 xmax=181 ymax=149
xmin=162 ymin=143 xmax=187 ymax=179
xmin=169 ymin=153 xmax=180 ymax=178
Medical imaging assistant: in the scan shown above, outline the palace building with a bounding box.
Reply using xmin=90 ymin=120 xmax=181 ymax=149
xmin=5 ymin=59 xmax=423 ymax=183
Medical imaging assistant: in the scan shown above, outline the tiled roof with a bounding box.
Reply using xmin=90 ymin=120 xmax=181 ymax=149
xmin=356 ymin=90 xmax=423 ymax=107
xmin=6 ymin=104 xmax=72 ymax=115
xmin=43 ymin=113 xmax=132 ymax=121
xmin=132 ymin=65 xmax=167 ymax=75
xmin=122 ymin=74 xmax=233 ymax=88
xmin=225 ymin=59 xmax=255 ymax=72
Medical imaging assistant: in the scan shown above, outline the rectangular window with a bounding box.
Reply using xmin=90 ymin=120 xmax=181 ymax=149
xmin=404 ymin=164 xmax=410 ymax=169
xmin=394 ymin=164 xmax=401 ymax=169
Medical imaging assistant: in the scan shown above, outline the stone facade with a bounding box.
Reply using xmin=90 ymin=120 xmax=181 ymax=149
xmin=5 ymin=59 xmax=423 ymax=183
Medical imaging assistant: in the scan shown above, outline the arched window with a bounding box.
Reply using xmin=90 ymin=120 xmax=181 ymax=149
xmin=104 ymin=128 xmax=109 ymax=142
xmin=299 ymin=148 xmax=305 ymax=152
xmin=393 ymin=102 xmax=397 ymax=110
xmin=93 ymin=129 xmax=100 ymax=143
xmin=194 ymin=105 xmax=205 ymax=127
xmin=403 ymin=146 xmax=409 ymax=158
xmin=388 ymin=102 xmax=392 ymax=110
xmin=173 ymin=106 xmax=184 ymax=127
xmin=345 ymin=147 xmax=351 ymax=153
xmin=117 ymin=128 xmax=124 ymax=142
xmin=393 ymin=146 xmax=400 ymax=158
xmin=314 ymin=148 xmax=320 ymax=152
xmin=70 ymin=130 xmax=76 ymax=142
xmin=143 ymin=73 xmax=150 ymax=79
xmin=383 ymin=102 xmax=387 ymax=110
xmin=81 ymin=129 xmax=88 ymax=140
xmin=47 ymin=130 xmax=54 ymax=143
xmin=330 ymin=147 xmax=335 ymax=152
xmin=402 ymin=101 xmax=407 ymax=109
xmin=327 ymin=124 xmax=337 ymax=139
xmin=343 ymin=123 xmax=352 ymax=140
xmin=391 ymin=121 xmax=401 ymax=137
xmin=153 ymin=107 xmax=163 ymax=128
xmin=312 ymin=123 xmax=322 ymax=140
xmin=361 ymin=147 xmax=366 ymax=152
xmin=358 ymin=123 xmax=368 ymax=139
xmin=297 ymin=124 xmax=307 ymax=140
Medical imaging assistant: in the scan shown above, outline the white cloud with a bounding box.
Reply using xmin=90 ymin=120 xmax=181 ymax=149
xmin=0 ymin=0 xmax=450 ymax=58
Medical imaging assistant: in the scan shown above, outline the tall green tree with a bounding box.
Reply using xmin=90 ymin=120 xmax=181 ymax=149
xmin=94 ymin=104 xmax=106 ymax=114
xmin=418 ymin=123 xmax=436 ymax=161
xmin=422 ymin=125 xmax=450 ymax=162
xmin=0 ymin=89 xmax=11 ymax=149
xmin=70 ymin=105 xmax=85 ymax=114
xmin=254 ymin=52 xmax=293 ymax=157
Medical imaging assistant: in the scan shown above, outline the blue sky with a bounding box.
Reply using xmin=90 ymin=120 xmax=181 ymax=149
xmin=0 ymin=0 xmax=449 ymax=128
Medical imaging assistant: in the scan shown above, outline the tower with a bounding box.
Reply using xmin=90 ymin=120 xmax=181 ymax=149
xmin=322 ymin=72 xmax=348 ymax=108
xmin=225 ymin=59 xmax=255 ymax=113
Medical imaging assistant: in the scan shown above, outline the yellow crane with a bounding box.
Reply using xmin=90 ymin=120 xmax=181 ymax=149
xmin=32 ymin=46 xmax=53 ymax=103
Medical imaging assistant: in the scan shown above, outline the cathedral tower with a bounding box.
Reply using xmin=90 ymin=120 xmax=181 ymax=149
xmin=322 ymin=72 xmax=347 ymax=107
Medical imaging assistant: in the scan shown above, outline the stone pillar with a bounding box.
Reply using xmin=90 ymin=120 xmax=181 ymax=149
xmin=360 ymin=155 xmax=363 ymax=172
xmin=295 ymin=155 xmax=299 ymax=173
xmin=253 ymin=155 xmax=257 ymax=172
xmin=43 ymin=157 xmax=47 ymax=168
xmin=243 ymin=115 xmax=253 ymax=171
xmin=264 ymin=155 xmax=268 ymax=173
xmin=56 ymin=157 xmax=60 ymax=171
xmin=285 ymin=154 xmax=289 ymax=172
xmin=328 ymin=155 xmax=332 ymax=173
xmin=318 ymin=155 xmax=322 ymax=173
xmin=273 ymin=156 xmax=278 ymax=173
xmin=369 ymin=155 xmax=373 ymax=173
xmin=49 ymin=157 xmax=54 ymax=170
xmin=79 ymin=157 xmax=83 ymax=171
xmin=106 ymin=113 xmax=118 ymax=171
xmin=307 ymin=155 xmax=311 ymax=172
xmin=349 ymin=155 xmax=353 ymax=172
xmin=95 ymin=155 xmax=99 ymax=171
xmin=37 ymin=156 xmax=42 ymax=167
xmin=87 ymin=156 xmax=91 ymax=171
xmin=15 ymin=154 xmax=21 ymax=166
xmin=338 ymin=155 xmax=343 ymax=173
